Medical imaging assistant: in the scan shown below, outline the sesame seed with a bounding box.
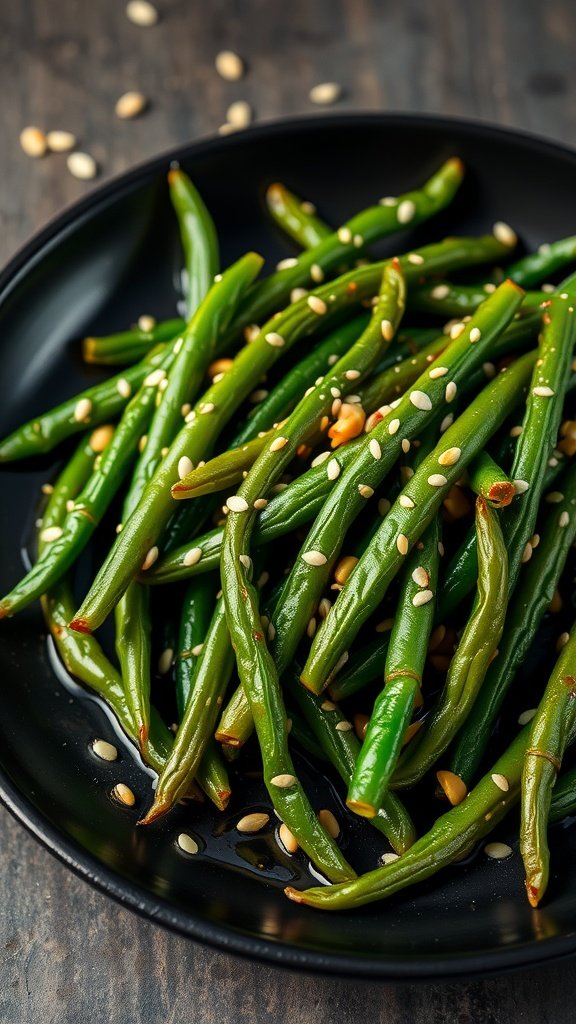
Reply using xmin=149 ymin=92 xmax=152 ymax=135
xmin=226 ymin=100 xmax=252 ymax=128
xmin=244 ymin=324 xmax=260 ymax=343
xmin=491 ymin=773 xmax=509 ymax=792
xmin=438 ymin=447 xmax=461 ymax=467
xmin=291 ymin=287 xmax=308 ymax=303
xmin=141 ymin=546 xmax=159 ymax=571
xmin=378 ymin=498 xmax=391 ymax=516
xmin=112 ymin=783 xmax=136 ymax=807
xmin=445 ymin=381 xmax=457 ymax=403
xmin=380 ymin=196 xmax=397 ymax=207
xmin=183 ymin=547 xmax=202 ymax=567
xmin=330 ymin=386 xmax=341 ymax=398
xmin=510 ymin=425 xmax=523 ymax=437
xmin=412 ymin=589 xmax=434 ymax=607
xmin=191 ymin=643 xmax=204 ymax=657
xmin=337 ymin=226 xmax=353 ymax=244
xmin=311 ymin=451 xmax=331 ymax=467
xmin=493 ymin=221 xmax=517 ymax=247
xmin=309 ymin=81 xmax=342 ymax=105
xmin=239 ymin=554 xmax=252 ymax=571
xmin=388 ymin=418 xmax=400 ymax=435
xmin=357 ymin=483 xmax=373 ymax=499
xmin=397 ymin=534 xmax=409 ymax=555
xmin=318 ymin=808 xmax=340 ymax=838
xmin=376 ymin=320 xmax=395 ymax=346
xmin=178 ymin=456 xmax=193 ymax=479
xmin=438 ymin=541 xmax=445 ymax=556
xmin=20 ymin=126 xmax=48 ymax=158
xmin=533 ymin=385 xmax=555 ymax=397
xmin=399 ymin=495 xmax=415 ymax=509
xmin=485 ymin=842 xmax=513 ymax=860
xmin=115 ymin=91 xmax=148 ymax=119
xmin=318 ymin=598 xmax=331 ymax=620
xmin=484 ymin=282 xmax=497 ymax=293
xmin=559 ymin=510 xmax=570 ymax=527
xmin=514 ymin=480 xmax=529 ymax=494
xmin=368 ymin=438 xmax=382 ymax=461
xmin=41 ymin=483 xmax=54 ymax=495
xmin=226 ymin=495 xmax=250 ymax=513
xmin=483 ymin=362 xmax=496 ymax=379
xmin=310 ymin=263 xmax=324 ymax=283
xmin=450 ymin=322 xmax=466 ymax=340
xmin=177 ymin=832 xmax=199 ymax=855
xmin=74 ymin=398 xmax=92 ymax=422
xmin=375 ymin=617 xmax=394 ymax=633
xmin=557 ymin=632 xmax=570 ymax=651
xmin=302 ymin=550 xmax=327 ymax=566
xmin=409 ymin=390 xmax=432 ymax=412
xmin=307 ymin=616 xmax=317 ymax=638
xmin=67 ymin=151 xmax=98 ymax=180
xmin=40 ymin=526 xmax=64 ymax=543
xmin=327 ymin=459 xmax=341 ymax=481
xmin=401 ymin=466 xmax=414 ymax=481
xmin=215 ymin=49 xmax=244 ymax=81
xmin=521 ymin=542 xmax=533 ymax=563
xmin=518 ymin=708 xmax=537 ymax=725
xmin=412 ymin=566 xmax=429 ymax=587
xmin=381 ymin=852 xmax=400 ymax=865
xmin=549 ymin=457 xmax=559 ymax=468
xmin=335 ymin=720 xmax=353 ymax=733
xmin=440 ymin=414 xmax=454 ymax=433
xmin=344 ymin=369 xmax=360 ymax=380
xmin=407 ymin=252 xmax=424 ymax=265
xmin=92 ymin=738 xmax=118 ymax=761
xmin=353 ymin=234 xmax=363 ymax=248
xmin=200 ymin=402 xmax=215 ymax=414
xmin=65 ymin=499 xmax=75 ymax=513
xmin=156 ymin=646 xmax=174 ymax=675
xmin=431 ymin=284 xmax=450 ymax=300
xmin=143 ymin=368 xmax=166 ymax=387
xmin=265 ymin=332 xmax=286 ymax=349
xmin=116 ymin=377 xmax=132 ymax=399
xmin=397 ymin=199 xmax=416 ymax=224
xmin=545 ymin=491 xmax=564 ymax=503
xmin=253 ymin=498 xmax=268 ymax=510
xmin=429 ymin=366 xmax=448 ymax=379
xmin=276 ymin=257 xmax=299 ymax=272
xmin=279 ymin=823 xmax=299 ymax=854
xmin=427 ymin=474 xmax=448 ymax=487
xmin=237 ymin=813 xmax=270 ymax=834
xmin=269 ymin=436 xmax=289 ymax=453
xmin=271 ymin=773 xmax=297 ymax=788
xmin=401 ymin=438 xmax=410 ymax=454
xmin=307 ymin=295 xmax=328 ymax=316
xmin=321 ymin=700 xmax=336 ymax=711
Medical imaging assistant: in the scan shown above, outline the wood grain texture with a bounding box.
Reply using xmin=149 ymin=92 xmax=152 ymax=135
xmin=1 ymin=1 xmax=576 ymax=1020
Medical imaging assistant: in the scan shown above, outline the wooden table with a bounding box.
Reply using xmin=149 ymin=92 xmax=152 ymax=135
xmin=1 ymin=1 xmax=576 ymax=1019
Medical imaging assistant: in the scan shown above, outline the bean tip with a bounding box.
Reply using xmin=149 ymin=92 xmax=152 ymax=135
xmin=346 ymin=798 xmax=376 ymax=819
xmin=487 ymin=481 xmax=516 ymax=508
xmin=69 ymin=617 xmax=92 ymax=634
xmin=138 ymin=799 xmax=171 ymax=826
xmin=526 ymin=879 xmax=541 ymax=908
xmin=284 ymin=886 xmax=304 ymax=904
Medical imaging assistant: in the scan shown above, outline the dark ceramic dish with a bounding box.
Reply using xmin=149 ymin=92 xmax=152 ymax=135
xmin=1 ymin=114 xmax=576 ymax=980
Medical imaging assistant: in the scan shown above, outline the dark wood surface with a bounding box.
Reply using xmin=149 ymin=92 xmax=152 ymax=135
xmin=2 ymin=1 xmax=576 ymax=1020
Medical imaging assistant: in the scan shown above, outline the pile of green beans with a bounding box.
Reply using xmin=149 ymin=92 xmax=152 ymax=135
xmin=2 ymin=160 xmax=576 ymax=911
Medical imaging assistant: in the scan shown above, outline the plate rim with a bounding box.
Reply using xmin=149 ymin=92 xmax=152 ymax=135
xmin=2 ymin=110 xmax=576 ymax=979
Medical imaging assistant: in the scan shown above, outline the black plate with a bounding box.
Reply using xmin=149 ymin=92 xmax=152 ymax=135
xmin=1 ymin=114 xmax=576 ymax=980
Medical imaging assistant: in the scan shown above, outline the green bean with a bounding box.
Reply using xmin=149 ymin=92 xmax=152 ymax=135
xmin=266 ymin=182 xmax=332 ymax=249
xmin=409 ymin=282 xmax=546 ymax=318
xmin=234 ymin=159 xmax=465 ymax=335
xmin=347 ymin=516 xmax=441 ymax=817
xmin=466 ymin=450 xmax=515 ymax=507
xmin=215 ymin=263 xmax=409 ymax=882
xmin=82 ymin=318 xmax=185 ymax=366
xmin=168 ymin=167 xmax=219 ymax=319
xmin=215 ymin=680 xmax=254 ymax=747
xmin=449 ymin=300 xmax=576 ymax=783
xmin=549 ymin=765 xmax=576 ymax=822
xmin=0 ymin=354 xmax=173 ymax=619
xmin=328 ymin=634 xmax=392 ymax=702
xmin=140 ymin=596 xmax=236 ymax=823
xmin=175 ymin=575 xmax=217 ymax=719
xmin=286 ymin=671 xmax=417 ymax=854
xmin=272 ymin=281 xmax=525 ymax=687
xmin=0 ymin=342 xmax=171 ymax=463
xmin=301 ymin=350 xmax=536 ymax=694
xmin=520 ymin=625 xmax=576 ymax=906
xmin=393 ymin=497 xmax=508 ymax=789
xmin=114 ymin=579 xmax=152 ymax=754
xmin=284 ymin=724 xmax=529 ymax=910
xmin=495 ymin=235 xmax=576 ymax=289
xmin=37 ymin=434 xmax=173 ymax=772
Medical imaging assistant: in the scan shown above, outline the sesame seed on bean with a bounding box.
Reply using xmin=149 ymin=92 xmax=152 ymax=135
xmin=427 ymin=474 xmax=447 ymax=487
xmin=397 ymin=533 xmax=409 ymax=555
xmin=397 ymin=199 xmax=416 ymax=224
xmin=302 ymin=550 xmax=327 ymax=566
xmin=226 ymin=495 xmax=249 ymax=512
xmin=412 ymin=589 xmax=434 ymax=607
